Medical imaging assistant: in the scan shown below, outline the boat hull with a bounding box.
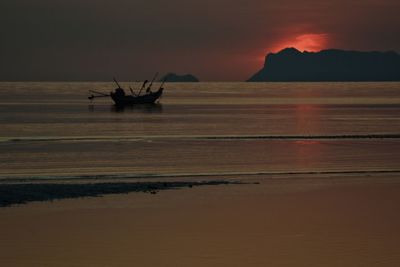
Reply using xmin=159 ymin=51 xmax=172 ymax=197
xmin=110 ymin=88 xmax=163 ymax=106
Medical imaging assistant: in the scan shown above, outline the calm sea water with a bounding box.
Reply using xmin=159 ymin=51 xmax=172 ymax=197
xmin=0 ymin=82 xmax=400 ymax=180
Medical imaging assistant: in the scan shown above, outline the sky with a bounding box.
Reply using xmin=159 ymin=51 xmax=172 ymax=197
xmin=1 ymin=0 xmax=399 ymax=81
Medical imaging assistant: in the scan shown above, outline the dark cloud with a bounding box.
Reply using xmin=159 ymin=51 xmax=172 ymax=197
xmin=1 ymin=0 xmax=399 ymax=81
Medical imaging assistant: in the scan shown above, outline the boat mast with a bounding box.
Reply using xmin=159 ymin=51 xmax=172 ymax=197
xmin=159 ymin=77 xmax=167 ymax=89
xmin=138 ymin=80 xmax=148 ymax=96
xmin=113 ymin=77 xmax=122 ymax=89
xmin=146 ymin=72 xmax=159 ymax=93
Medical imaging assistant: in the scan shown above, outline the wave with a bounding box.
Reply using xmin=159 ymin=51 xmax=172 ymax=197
xmin=2 ymin=169 xmax=400 ymax=183
xmin=201 ymin=134 xmax=400 ymax=140
xmin=2 ymin=133 xmax=400 ymax=143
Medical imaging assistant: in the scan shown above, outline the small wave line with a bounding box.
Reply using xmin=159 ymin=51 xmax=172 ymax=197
xmin=2 ymin=133 xmax=400 ymax=143
xmin=1 ymin=169 xmax=400 ymax=183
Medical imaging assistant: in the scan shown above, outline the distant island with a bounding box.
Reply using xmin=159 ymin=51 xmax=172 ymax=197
xmin=161 ymin=73 xmax=199 ymax=82
xmin=248 ymin=48 xmax=400 ymax=82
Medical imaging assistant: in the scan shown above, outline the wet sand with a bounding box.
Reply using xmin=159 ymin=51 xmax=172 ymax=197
xmin=1 ymin=174 xmax=400 ymax=266
xmin=0 ymin=180 xmax=241 ymax=207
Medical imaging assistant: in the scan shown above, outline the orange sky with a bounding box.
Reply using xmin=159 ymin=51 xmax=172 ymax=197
xmin=271 ymin=33 xmax=330 ymax=53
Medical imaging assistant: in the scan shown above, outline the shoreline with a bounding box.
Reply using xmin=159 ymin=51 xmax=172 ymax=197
xmin=1 ymin=174 xmax=400 ymax=266
xmin=2 ymin=171 xmax=400 ymax=208
xmin=0 ymin=180 xmax=243 ymax=208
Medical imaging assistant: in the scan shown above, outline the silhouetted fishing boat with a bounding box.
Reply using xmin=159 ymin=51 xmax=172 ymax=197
xmin=88 ymin=73 xmax=165 ymax=106
xmin=109 ymin=87 xmax=163 ymax=106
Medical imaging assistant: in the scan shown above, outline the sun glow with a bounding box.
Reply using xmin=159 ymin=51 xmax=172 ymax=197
xmin=272 ymin=33 xmax=329 ymax=53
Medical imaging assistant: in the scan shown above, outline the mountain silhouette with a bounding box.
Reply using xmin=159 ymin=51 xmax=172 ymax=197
xmin=161 ymin=73 xmax=199 ymax=82
xmin=248 ymin=48 xmax=400 ymax=82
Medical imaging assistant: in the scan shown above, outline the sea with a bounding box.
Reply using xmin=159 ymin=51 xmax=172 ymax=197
xmin=1 ymin=82 xmax=400 ymax=181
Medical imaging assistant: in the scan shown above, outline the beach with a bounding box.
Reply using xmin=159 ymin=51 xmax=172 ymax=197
xmin=1 ymin=174 xmax=400 ymax=266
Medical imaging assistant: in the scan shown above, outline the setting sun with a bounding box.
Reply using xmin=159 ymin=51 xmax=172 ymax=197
xmin=272 ymin=33 xmax=329 ymax=53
